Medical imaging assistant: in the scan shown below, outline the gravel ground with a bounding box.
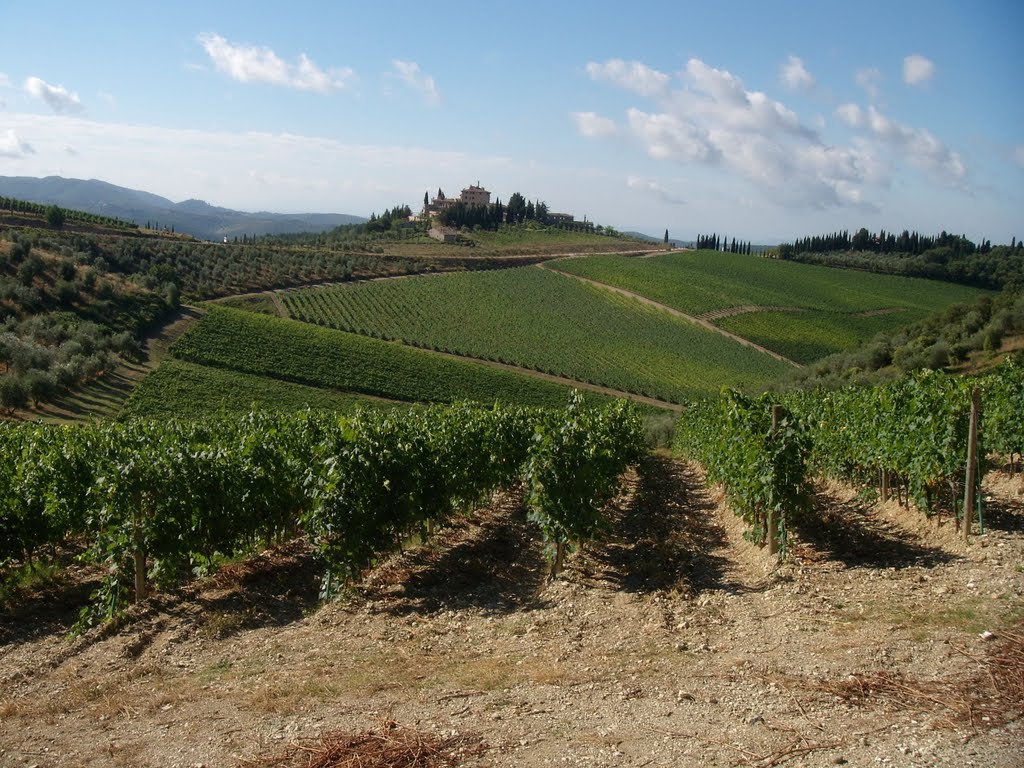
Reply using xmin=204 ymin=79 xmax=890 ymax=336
xmin=1 ymin=455 xmax=1022 ymax=768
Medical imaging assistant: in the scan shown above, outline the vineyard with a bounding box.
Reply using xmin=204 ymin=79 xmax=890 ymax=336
xmin=714 ymin=308 xmax=910 ymax=365
xmin=549 ymin=251 xmax=987 ymax=362
xmin=2 ymin=372 xmax=1021 ymax=767
xmin=281 ymin=222 xmax=656 ymax=259
xmin=0 ymin=196 xmax=139 ymax=232
xmin=278 ymin=267 xmax=793 ymax=402
xmin=550 ymin=251 xmax=987 ymax=316
xmin=168 ymin=307 xmax=594 ymax=409
xmin=120 ymin=359 xmax=395 ymax=419
xmin=0 ymin=397 xmax=643 ymax=625
xmin=675 ymin=358 xmax=1024 ymax=554
xmin=2 ymin=213 xmax=1023 ymax=767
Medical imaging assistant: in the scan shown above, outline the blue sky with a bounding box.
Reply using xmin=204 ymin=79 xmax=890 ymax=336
xmin=1 ymin=1 xmax=1021 ymax=242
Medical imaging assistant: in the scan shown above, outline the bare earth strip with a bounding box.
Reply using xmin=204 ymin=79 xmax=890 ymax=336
xmin=539 ymin=263 xmax=803 ymax=369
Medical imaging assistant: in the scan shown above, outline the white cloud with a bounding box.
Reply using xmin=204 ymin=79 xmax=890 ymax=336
xmin=626 ymin=107 xmax=718 ymax=163
xmin=680 ymin=59 xmax=815 ymax=139
xmin=626 ymin=175 xmax=685 ymax=205
xmin=863 ymin=105 xmax=964 ymax=181
xmin=573 ymin=56 xmax=975 ymax=210
xmin=855 ymin=67 xmax=882 ymax=101
xmin=390 ymin=60 xmax=441 ymax=106
xmin=780 ymin=55 xmax=815 ymax=91
xmin=0 ymin=128 xmax=35 ymax=158
xmin=196 ymin=33 xmax=354 ymax=93
xmin=835 ymin=103 xmax=863 ymax=127
xmin=24 ymin=76 xmax=83 ymax=114
xmin=585 ymin=59 xmax=670 ymax=97
xmin=1013 ymin=144 xmax=1024 ymax=169
xmin=0 ymin=73 xmax=11 ymax=88
xmin=903 ymin=54 xmax=935 ymax=86
xmin=571 ymin=111 xmax=618 ymax=138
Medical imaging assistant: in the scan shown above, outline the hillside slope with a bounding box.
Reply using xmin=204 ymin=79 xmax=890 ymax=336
xmin=0 ymin=176 xmax=365 ymax=240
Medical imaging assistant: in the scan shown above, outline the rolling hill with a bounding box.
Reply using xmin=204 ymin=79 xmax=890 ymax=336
xmin=0 ymin=175 xmax=366 ymax=241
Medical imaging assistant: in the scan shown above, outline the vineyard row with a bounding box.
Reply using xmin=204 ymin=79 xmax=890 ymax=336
xmin=675 ymin=359 xmax=1023 ymax=553
xmin=0 ymin=396 xmax=643 ymax=627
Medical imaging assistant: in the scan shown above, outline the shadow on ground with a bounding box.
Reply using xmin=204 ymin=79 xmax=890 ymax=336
xmin=795 ymin=488 xmax=959 ymax=569
xmin=189 ymin=540 xmax=322 ymax=638
xmin=0 ymin=556 xmax=102 ymax=649
xmin=361 ymin=489 xmax=552 ymax=617
xmin=577 ymin=453 xmax=741 ymax=597
xmin=0 ymin=541 xmax=323 ymax=661
xmin=980 ymin=467 xmax=1024 ymax=533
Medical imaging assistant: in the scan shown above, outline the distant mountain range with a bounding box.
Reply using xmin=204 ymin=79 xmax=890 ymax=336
xmin=0 ymin=176 xmax=366 ymax=241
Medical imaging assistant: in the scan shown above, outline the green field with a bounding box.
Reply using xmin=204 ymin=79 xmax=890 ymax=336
xmin=550 ymin=251 xmax=987 ymax=315
xmin=715 ymin=310 xmax=918 ymax=365
xmin=278 ymin=267 xmax=793 ymax=402
xmin=121 ymin=359 xmax=395 ymax=419
xmin=548 ymin=251 xmax=988 ymax=361
xmin=169 ymin=307 xmax=601 ymax=409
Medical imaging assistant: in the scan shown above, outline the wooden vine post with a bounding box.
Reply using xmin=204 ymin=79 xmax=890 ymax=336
xmin=132 ymin=492 xmax=147 ymax=603
xmin=963 ymin=387 xmax=981 ymax=542
xmin=767 ymin=404 xmax=782 ymax=555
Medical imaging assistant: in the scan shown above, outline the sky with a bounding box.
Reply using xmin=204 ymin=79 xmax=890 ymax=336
xmin=1 ymin=1 xmax=1022 ymax=243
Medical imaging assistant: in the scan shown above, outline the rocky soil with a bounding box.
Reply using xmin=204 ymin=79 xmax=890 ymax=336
xmin=1 ymin=455 xmax=1022 ymax=767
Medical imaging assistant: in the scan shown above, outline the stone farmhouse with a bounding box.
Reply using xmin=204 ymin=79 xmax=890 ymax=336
xmin=421 ymin=182 xmax=589 ymax=240
xmin=423 ymin=183 xmax=492 ymax=216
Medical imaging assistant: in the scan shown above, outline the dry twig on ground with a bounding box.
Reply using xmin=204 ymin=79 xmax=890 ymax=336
xmin=814 ymin=623 xmax=1024 ymax=730
xmin=239 ymin=719 xmax=487 ymax=768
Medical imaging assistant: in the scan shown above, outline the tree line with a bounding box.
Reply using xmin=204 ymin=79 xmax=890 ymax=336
xmin=696 ymin=234 xmax=753 ymax=254
xmin=772 ymin=228 xmax=1023 ymax=290
xmin=777 ymin=227 xmax=1016 ymax=258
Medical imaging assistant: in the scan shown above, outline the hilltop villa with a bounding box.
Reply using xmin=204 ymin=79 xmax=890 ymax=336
xmin=424 ymin=183 xmax=491 ymax=215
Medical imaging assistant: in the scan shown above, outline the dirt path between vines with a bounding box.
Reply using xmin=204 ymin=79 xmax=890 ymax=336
xmin=2 ymin=457 xmax=1021 ymax=767
xmin=538 ymin=263 xmax=803 ymax=369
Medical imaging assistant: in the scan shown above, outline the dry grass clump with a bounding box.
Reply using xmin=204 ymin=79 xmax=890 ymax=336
xmin=816 ymin=620 xmax=1024 ymax=729
xmin=239 ymin=719 xmax=487 ymax=768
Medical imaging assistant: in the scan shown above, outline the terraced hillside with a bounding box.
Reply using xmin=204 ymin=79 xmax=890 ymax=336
xmin=278 ymin=267 xmax=794 ymax=402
